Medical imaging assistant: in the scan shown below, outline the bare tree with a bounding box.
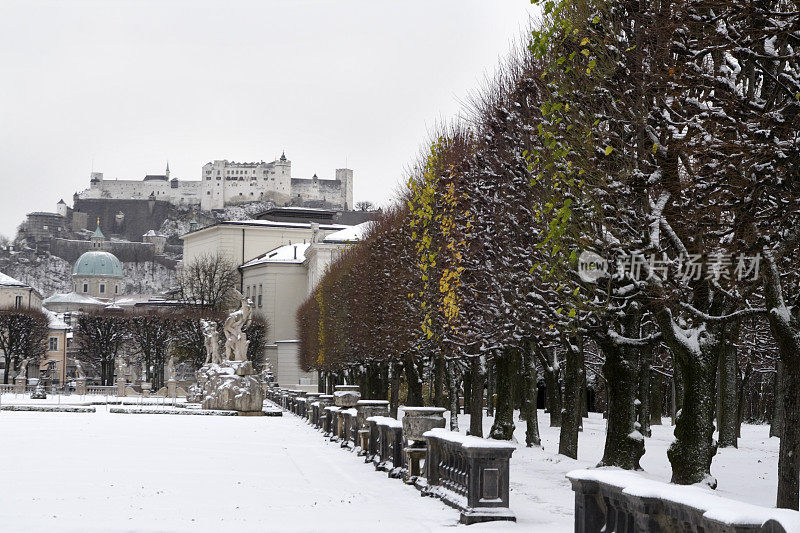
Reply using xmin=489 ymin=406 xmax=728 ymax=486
xmin=75 ymin=311 xmax=128 ymax=385
xmin=0 ymin=308 xmax=49 ymax=384
xmin=177 ymin=253 xmax=239 ymax=311
xmin=355 ymin=200 xmax=375 ymax=212
xmin=128 ymin=311 xmax=175 ymax=390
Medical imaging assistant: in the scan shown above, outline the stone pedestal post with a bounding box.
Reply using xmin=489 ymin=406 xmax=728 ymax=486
xmin=14 ymin=376 xmax=26 ymax=394
xmin=116 ymin=378 xmax=127 ymax=397
xmin=401 ymin=407 xmax=447 ymax=484
xmin=167 ymin=379 xmax=177 ymax=398
xmin=75 ymin=378 xmax=87 ymax=396
xmin=141 ymin=382 xmax=152 ymax=398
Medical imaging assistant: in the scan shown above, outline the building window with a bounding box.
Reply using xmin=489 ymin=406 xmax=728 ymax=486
xmin=49 ymin=337 xmax=58 ymax=351
xmin=258 ymin=285 xmax=262 ymax=308
xmin=246 ymin=286 xmax=250 ymax=299
xmin=83 ymin=283 xmax=88 ymax=293
xmin=100 ymin=284 xmax=105 ymax=294
xmin=115 ymin=285 xmax=119 ymax=294
xmin=14 ymin=295 xmax=23 ymax=308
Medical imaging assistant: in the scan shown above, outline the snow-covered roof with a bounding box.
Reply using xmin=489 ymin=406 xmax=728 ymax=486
xmin=43 ymin=308 xmax=69 ymax=330
xmin=182 ymin=219 xmax=351 ymax=238
xmin=43 ymin=292 xmax=103 ymax=306
xmin=0 ymin=271 xmax=28 ymax=288
xmin=241 ymin=243 xmax=311 ymax=268
xmin=142 ymin=230 xmax=163 ymax=237
xmin=323 ymin=222 xmax=373 ymax=243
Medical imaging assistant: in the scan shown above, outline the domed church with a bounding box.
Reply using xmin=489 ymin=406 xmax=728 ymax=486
xmin=71 ymin=221 xmax=124 ymax=298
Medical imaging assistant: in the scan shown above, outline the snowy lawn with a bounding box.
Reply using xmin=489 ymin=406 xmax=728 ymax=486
xmin=0 ymin=406 xmax=784 ymax=532
xmin=441 ymin=409 xmax=781 ymax=531
xmin=0 ymin=410 xmax=459 ymax=533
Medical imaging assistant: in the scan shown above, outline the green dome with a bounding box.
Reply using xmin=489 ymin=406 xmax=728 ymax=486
xmin=72 ymin=251 xmax=123 ymax=278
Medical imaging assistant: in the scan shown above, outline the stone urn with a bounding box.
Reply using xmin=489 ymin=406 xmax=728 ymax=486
xmin=401 ymin=407 xmax=447 ymax=444
xmin=355 ymin=400 xmax=390 ymax=429
xmin=333 ymin=385 xmax=360 ymax=407
xmin=305 ymin=393 xmax=322 ymax=421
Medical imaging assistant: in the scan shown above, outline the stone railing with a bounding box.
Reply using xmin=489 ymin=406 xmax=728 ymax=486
xmin=86 ymin=385 xmax=116 ymax=395
xmin=424 ymin=428 xmax=516 ymax=525
xmin=567 ymin=469 xmax=797 ymax=533
xmin=266 ymin=384 xmax=517 ymax=525
xmin=367 ymin=415 xmax=404 ymax=476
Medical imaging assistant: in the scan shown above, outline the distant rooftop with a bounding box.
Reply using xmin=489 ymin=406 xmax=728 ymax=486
xmin=241 ymin=243 xmax=311 ymax=268
xmin=0 ymin=272 xmax=28 ymax=288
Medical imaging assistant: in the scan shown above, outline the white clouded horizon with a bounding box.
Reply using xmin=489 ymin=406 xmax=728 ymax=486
xmin=0 ymin=0 xmax=535 ymax=238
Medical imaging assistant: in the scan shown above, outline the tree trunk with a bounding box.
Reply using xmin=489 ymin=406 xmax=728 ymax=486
xmin=668 ymin=346 xmax=718 ymax=486
xmin=389 ymin=363 xmax=400 ymax=418
xmin=598 ymin=341 xmax=644 ymax=469
xmin=777 ymin=362 xmax=800 ymax=509
xmin=448 ymin=361 xmax=460 ymax=431
xmin=637 ymin=345 xmax=653 ymax=438
xmin=489 ymin=351 xmax=516 ymax=440
xmin=469 ymin=356 xmax=484 ymax=437
xmin=650 ymin=372 xmax=663 ymax=425
xmin=522 ymin=345 xmax=541 ymax=447
xmin=771 ymin=363 xmax=785 ymax=438
xmin=404 ymin=357 xmax=424 ymax=407
xmin=717 ymin=326 xmax=740 ymax=448
xmin=463 ymin=369 xmax=472 ymax=415
xmin=434 ymin=355 xmax=445 ymax=408
xmin=542 ymin=352 xmax=562 ymax=427
xmin=763 ymin=253 xmax=800 ymax=509
xmin=559 ymin=342 xmax=581 ymax=458
xmin=486 ymin=361 xmax=495 ymax=417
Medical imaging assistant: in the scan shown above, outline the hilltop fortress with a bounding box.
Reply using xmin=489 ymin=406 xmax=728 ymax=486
xmin=78 ymin=152 xmax=353 ymax=212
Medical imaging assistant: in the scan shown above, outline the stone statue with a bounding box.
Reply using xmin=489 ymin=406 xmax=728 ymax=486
xmin=201 ymin=319 xmax=220 ymax=365
xmin=17 ymin=357 xmax=30 ymax=379
xmin=74 ymin=360 xmax=86 ymax=379
xmin=223 ymin=290 xmax=252 ymax=362
xmin=115 ymin=358 xmax=127 ymax=380
xmin=167 ymin=355 xmax=176 ymax=381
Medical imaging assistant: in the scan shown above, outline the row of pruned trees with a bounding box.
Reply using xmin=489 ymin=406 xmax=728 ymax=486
xmin=297 ymin=0 xmax=800 ymax=509
xmin=75 ymin=308 xmax=269 ymax=389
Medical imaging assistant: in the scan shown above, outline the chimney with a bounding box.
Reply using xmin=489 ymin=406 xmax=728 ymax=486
xmin=311 ymin=222 xmax=320 ymax=243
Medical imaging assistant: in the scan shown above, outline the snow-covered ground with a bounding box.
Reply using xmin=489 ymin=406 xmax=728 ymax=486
xmin=0 ymin=405 xmax=786 ymax=532
xmin=445 ymin=410 xmax=782 ymax=530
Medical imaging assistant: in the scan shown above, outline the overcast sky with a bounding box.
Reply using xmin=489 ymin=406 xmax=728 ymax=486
xmin=0 ymin=0 xmax=536 ymax=238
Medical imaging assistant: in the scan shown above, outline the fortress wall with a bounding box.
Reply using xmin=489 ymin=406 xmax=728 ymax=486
xmin=72 ymin=198 xmax=181 ymax=243
xmin=289 ymin=178 xmax=347 ymax=209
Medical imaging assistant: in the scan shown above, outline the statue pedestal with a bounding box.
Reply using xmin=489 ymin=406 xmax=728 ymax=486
xmin=75 ymin=378 xmax=87 ymax=395
xmin=167 ymin=379 xmax=177 ymax=397
xmin=141 ymin=382 xmax=152 ymax=398
xmin=14 ymin=376 xmax=26 ymax=394
xmin=116 ymin=378 xmax=127 ymax=397
xmin=202 ymin=363 xmax=264 ymax=415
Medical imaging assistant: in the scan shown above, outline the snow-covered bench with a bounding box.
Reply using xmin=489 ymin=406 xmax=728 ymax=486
xmin=423 ymin=428 xmax=516 ymax=525
xmin=567 ymin=469 xmax=799 ymax=533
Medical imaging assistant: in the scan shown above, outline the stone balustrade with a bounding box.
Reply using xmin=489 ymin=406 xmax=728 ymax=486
xmin=424 ymin=428 xmax=516 ymax=525
xmin=324 ymin=405 xmax=340 ymax=438
xmin=567 ymin=469 xmax=797 ymax=533
xmin=355 ymin=400 xmax=390 ymax=455
xmin=367 ymin=416 xmax=404 ymax=476
xmin=266 ymin=384 xmax=517 ymax=525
